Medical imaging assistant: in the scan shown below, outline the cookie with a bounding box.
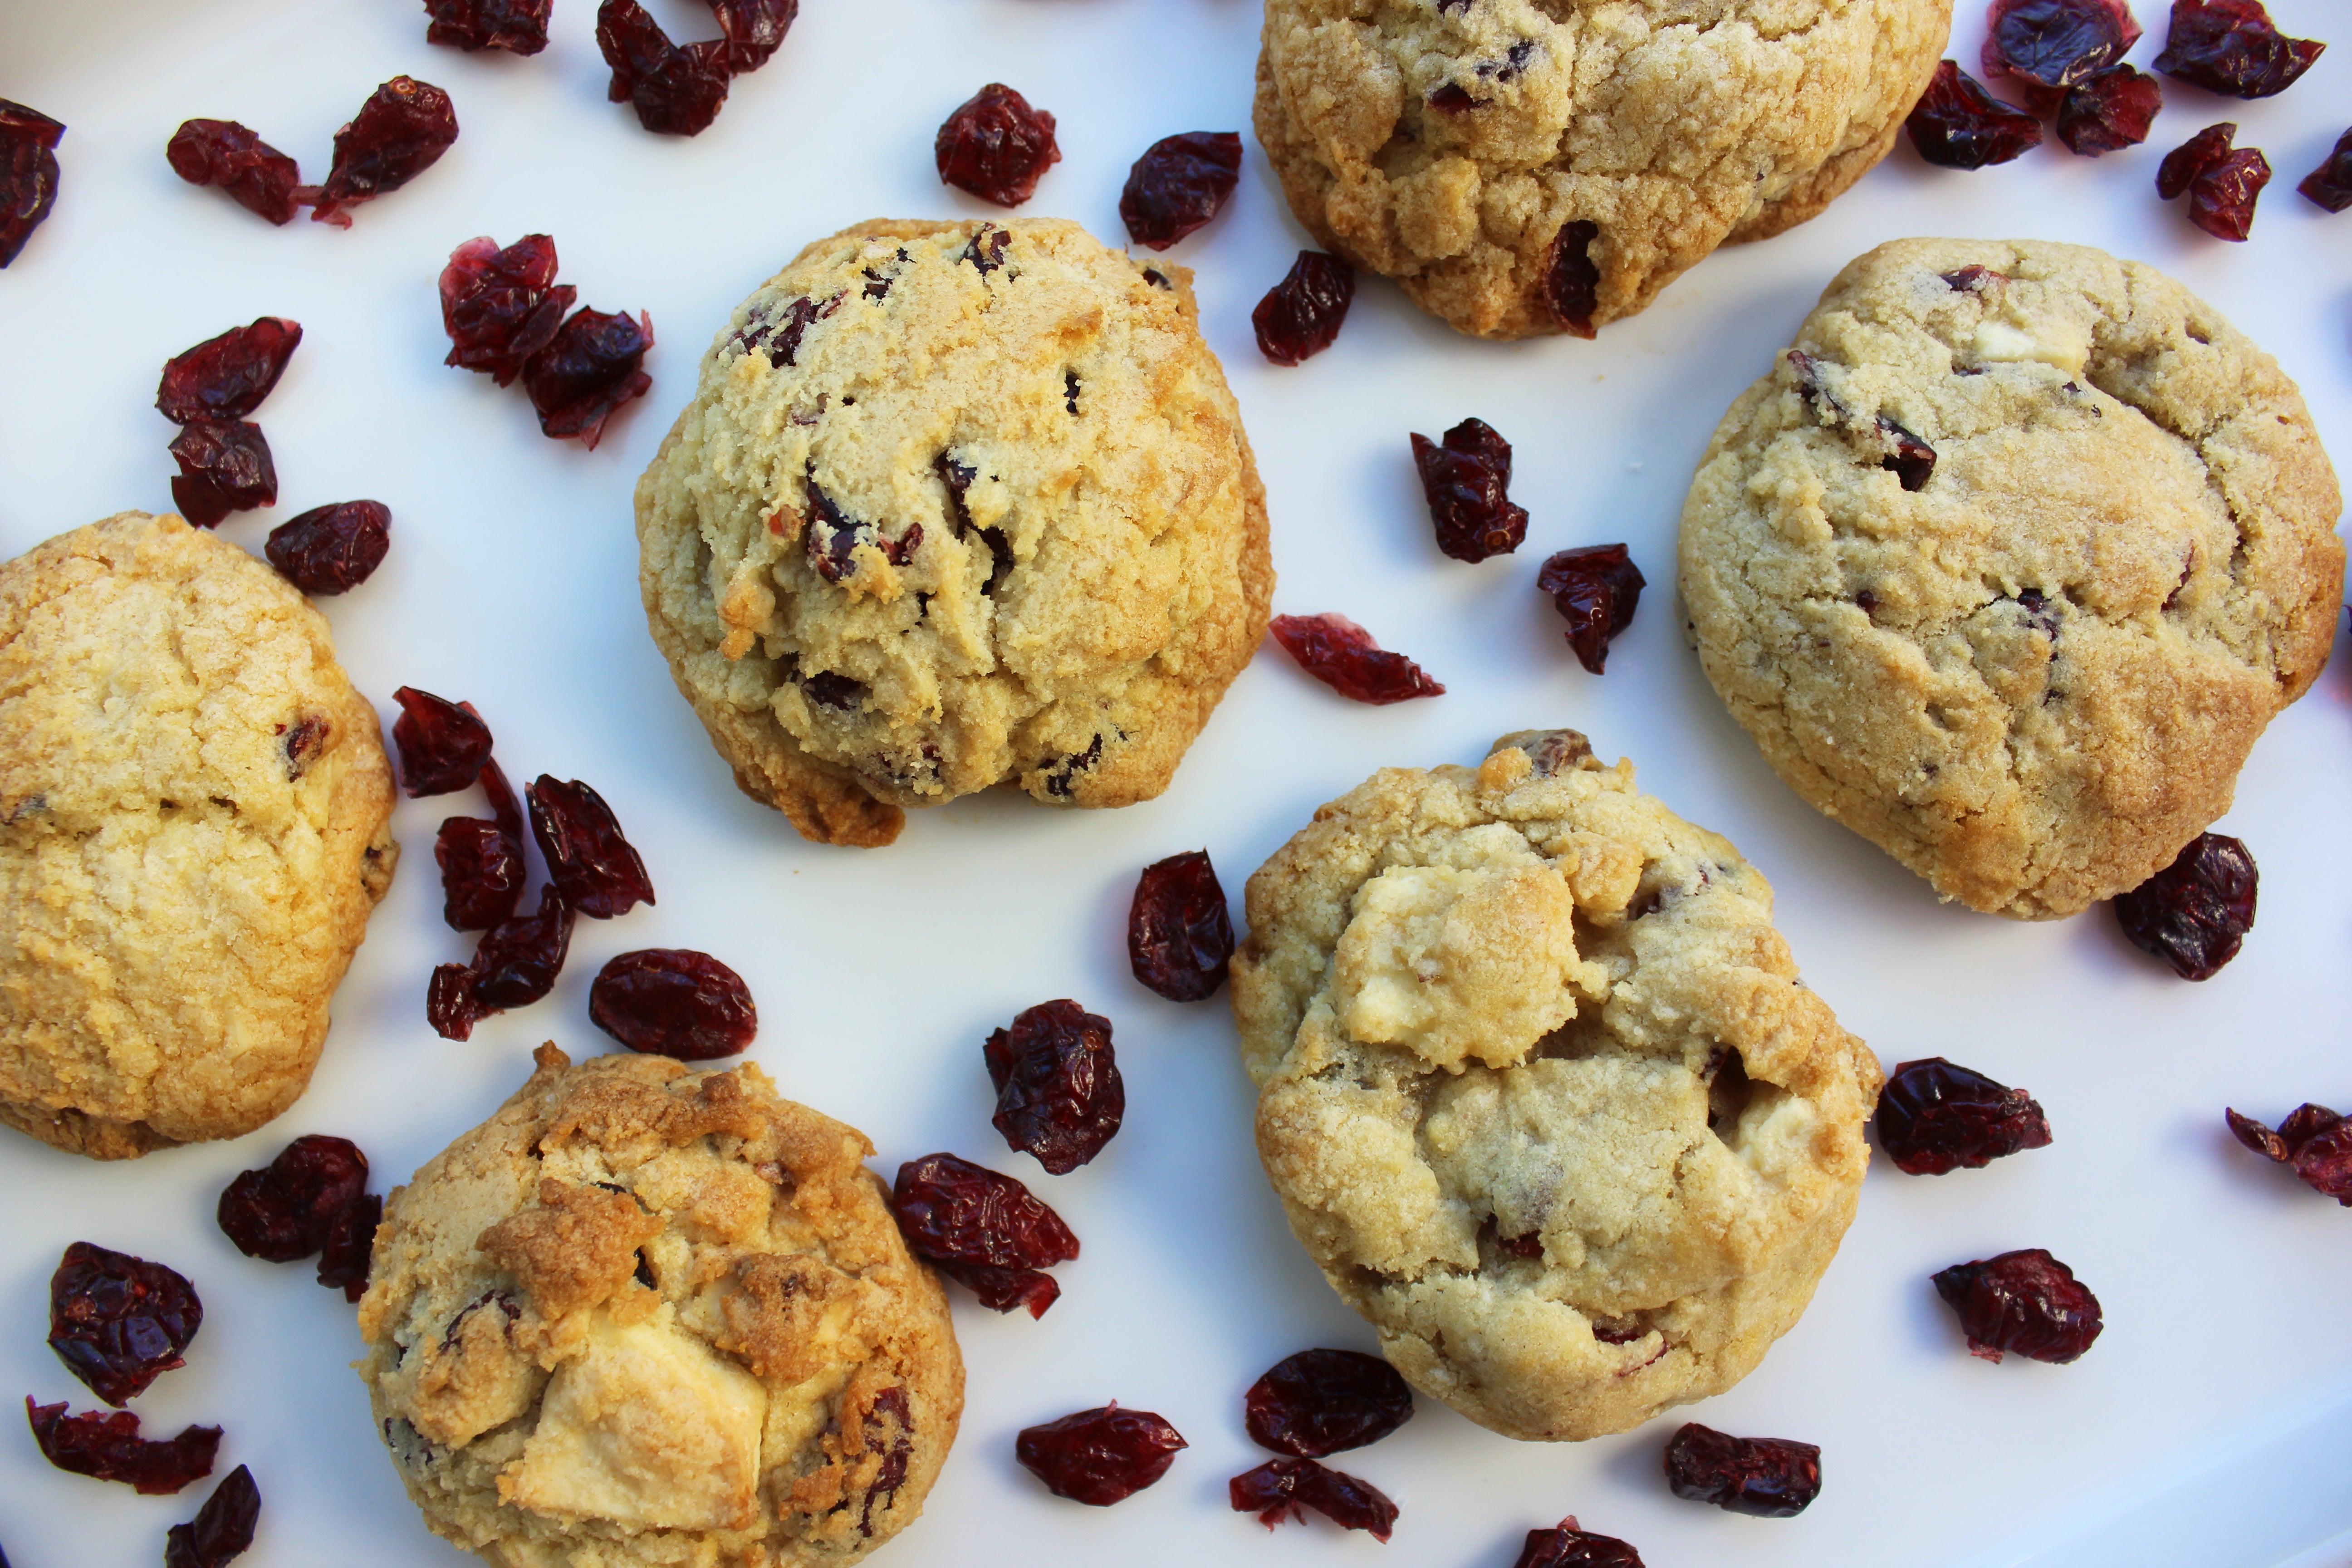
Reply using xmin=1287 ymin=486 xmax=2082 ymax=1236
xmin=1229 ymin=731 xmax=1879 ymax=1442
xmin=0 ymin=511 xmax=397 ymax=1159
xmin=358 ymin=1044 xmax=963 ymax=1568
xmin=1252 ymin=0 xmax=1951 ymax=340
xmin=637 ymin=217 xmax=1274 ymax=848
xmin=1679 ymin=238 xmax=2345 ymax=919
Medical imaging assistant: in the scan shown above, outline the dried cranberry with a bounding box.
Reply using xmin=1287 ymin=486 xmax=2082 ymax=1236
xmin=2159 ymin=121 xmax=2235 ymax=195
xmin=1906 ymin=60 xmax=2045 ymax=168
xmin=985 ymin=1000 xmax=1125 ymax=1175
xmin=1514 ymin=1517 xmax=1647 ymax=1568
xmin=1128 ymin=850 xmax=1234 ymax=1002
xmin=2224 ymin=1105 xmax=2352 ymax=1203
xmin=1253 ymin=251 xmax=1354 ymax=365
xmin=2154 ymin=0 xmax=2324 ymax=98
xmin=391 ymin=687 xmax=494 ymax=796
xmin=167 ymin=120 xmax=301 ymax=225
xmin=167 ymin=420 xmax=276 ymax=529
xmin=264 ymin=500 xmax=389 ymax=595
xmin=164 ymin=1464 xmax=261 ymax=1568
xmin=1412 ymin=417 xmax=1529 ymax=563
xmin=1874 ymin=1057 xmax=2053 ymax=1175
xmin=303 ymin=77 xmax=458 ymax=227
xmin=47 ymin=1242 xmax=203 ymax=1406
xmin=1119 ymin=131 xmax=1242 ymax=250
xmin=522 ymin=307 xmax=653 ymax=448
xmin=441 ymin=235 xmax=578 ymax=387
xmin=316 ymin=1192 xmax=381 ymax=1302
xmin=2057 ymin=65 xmax=2164 ymax=154
xmin=1538 ymin=544 xmax=1646 ymax=675
xmin=891 ymin=1153 xmax=1079 ymax=1317
xmin=1879 ymin=418 xmax=1936 ymax=491
xmin=25 ymin=1399 xmax=220 ymax=1495
xmin=935 ymin=83 xmax=1060 ymax=207
xmin=1244 ymin=1349 xmax=1414 ymax=1458
xmin=706 ymin=0 xmax=800 ymax=74
xmin=0 ymin=99 xmax=64 ymax=267
xmin=425 ymin=0 xmax=552 ymax=53
xmin=1015 ymin=1404 xmax=1186 ymax=1504
xmin=1981 ymin=0 xmax=2143 ymax=114
xmin=1230 ymin=1457 xmax=1398 ymax=1540
xmin=1662 ymin=1423 xmax=1821 ymax=1517
xmin=2113 ymin=831 xmax=2256 ymax=979
xmin=1545 ymin=220 xmax=1601 ymax=338
xmin=597 ymin=0 xmax=731 ymax=136
xmin=430 ymin=885 xmax=575 ymax=1039
xmin=1269 ymin=612 xmax=1445 ymax=704
xmin=2298 ymin=130 xmax=2352 ymax=210
xmin=217 ymin=1136 xmax=370 ymax=1263
xmin=428 ymin=963 xmax=485 ymax=1041
xmin=2190 ymin=146 xmax=2272 ymax=238
xmin=590 ymin=949 xmax=758 ymax=1060
xmin=527 ymin=775 xmax=655 ymax=918
xmin=157 ymin=318 xmax=303 ymax=424
xmin=435 ymin=793 xmax=527 ymax=931
xmin=1931 ymin=1248 xmax=2103 ymax=1363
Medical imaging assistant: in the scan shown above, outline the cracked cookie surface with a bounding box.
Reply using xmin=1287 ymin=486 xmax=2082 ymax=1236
xmin=1679 ymin=238 xmax=2345 ymax=919
xmin=636 ymin=218 xmax=1273 ymax=848
xmin=1230 ymin=731 xmax=1878 ymax=1442
xmin=358 ymin=1045 xmax=962 ymax=1568
xmin=0 ymin=510 xmax=396 ymax=1159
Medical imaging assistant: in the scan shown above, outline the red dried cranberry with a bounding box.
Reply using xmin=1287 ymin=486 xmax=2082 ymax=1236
xmin=428 ymin=962 xmax=485 ymax=1040
xmin=435 ymin=787 xmax=527 ymax=931
xmin=522 ymin=307 xmax=653 ymax=448
xmin=2113 ymin=831 xmax=2256 ymax=979
xmin=1412 ymin=417 xmax=1529 ymax=562
xmin=47 ymin=1242 xmax=203 ymax=1406
xmin=425 ymin=0 xmax=552 ymax=53
xmin=527 ymin=775 xmax=655 ymax=918
xmin=1981 ymin=0 xmax=2143 ymax=114
xmin=1879 ymin=417 xmax=1936 ymax=491
xmin=0 ymin=99 xmax=64 ymax=268
xmin=1244 ymin=1349 xmax=1414 ymax=1458
xmin=1662 ymin=1423 xmax=1822 ymax=1517
xmin=1119 ymin=131 xmax=1242 ymax=250
xmin=391 ymin=687 xmax=493 ymax=796
xmin=985 ymin=1000 xmax=1125 ymax=1175
xmin=2159 ymin=121 xmax=2235 ymax=195
xmin=2277 ymin=1102 xmax=2340 ymax=1149
xmin=1269 ymin=612 xmax=1445 ymax=704
xmin=1906 ymin=60 xmax=2045 ymax=168
xmin=1514 ymin=1517 xmax=1646 ymax=1568
xmin=1128 ymin=850 xmax=1235 ymax=1002
xmin=303 ymin=77 xmax=458 ymax=227
xmin=2298 ymin=130 xmax=2352 ymax=211
xmin=891 ymin=1153 xmax=1078 ymax=1318
xmin=935 ymin=83 xmax=1060 ymax=207
xmin=1931 ymin=1248 xmax=2103 ymax=1363
xmin=316 ymin=1192 xmax=381 ymax=1302
xmin=264 ymin=500 xmax=390 ymax=595
xmin=164 ymin=1464 xmax=260 ymax=1568
xmin=1253 ymin=251 xmax=1354 ymax=365
xmin=157 ymin=318 xmax=303 ymax=424
xmin=2057 ymin=65 xmax=2164 ymax=154
xmin=430 ymin=885 xmax=575 ymax=1039
xmin=167 ymin=120 xmax=301 ymax=225
xmin=1538 ymin=544 xmax=1646 ymax=675
xmin=2224 ymin=1105 xmax=2352 ymax=1203
xmin=1875 ymin=1057 xmax=2053 ymax=1175
xmin=1545 ymin=220 xmax=1602 ymax=338
xmin=1229 ymin=1457 xmax=1398 ymax=1540
xmin=590 ymin=949 xmax=758 ymax=1060
xmin=25 ymin=1399 xmax=220 ymax=1495
xmin=217 ymin=1136 xmax=370 ymax=1263
xmin=707 ymin=0 xmax=800 ymax=73
xmin=2154 ymin=0 xmax=2324 ymax=98
xmin=2189 ymin=146 xmax=2272 ymax=238
xmin=441 ymin=235 xmax=578 ymax=386
xmin=1015 ymin=1403 xmax=1187 ymax=1504
xmin=597 ymin=0 xmax=731 ymax=136
xmin=167 ymin=420 xmax=276 ymax=529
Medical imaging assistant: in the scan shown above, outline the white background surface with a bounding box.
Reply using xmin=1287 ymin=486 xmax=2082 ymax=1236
xmin=2 ymin=1 xmax=2349 ymax=1564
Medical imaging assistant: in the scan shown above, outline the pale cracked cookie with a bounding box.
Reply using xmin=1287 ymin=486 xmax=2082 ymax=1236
xmin=637 ymin=217 xmax=1274 ymax=848
xmin=0 ymin=511 xmax=397 ymax=1159
xmin=1679 ymin=239 xmax=2345 ymax=919
xmin=1230 ymin=730 xmax=1879 ymax=1442
xmin=358 ymin=1045 xmax=963 ymax=1568
xmin=1253 ymin=0 xmax=1951 ymax=340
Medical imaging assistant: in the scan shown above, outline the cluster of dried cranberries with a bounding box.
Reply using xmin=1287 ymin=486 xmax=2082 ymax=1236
xmin=1269 ymin=612 xmax=1446 ymax=705
xmin=597 ymin=0 xmax=799 ymax=137
xmin=440 ymin=233 xmax=653 ymax=447
xmin=1230 ymin=1349 xmax=1411 ymax=1539
xmin=2157 ymin=121 xmax=2273 ymax=238
xmin=168 ymin=77 xmax=457 ymax=229
xmin=890 ymin=1152 xmax=1080 ymax=1317
xmin=2226 ymin=1103 xmax=2352 ymax=1202
xmin=217 ymin=1135 xmax=383 ymax=1302
xmin=155 ymin=318 xmax=298 ymax=529
xmin=1 ymin=99 xmax=66 ymax=266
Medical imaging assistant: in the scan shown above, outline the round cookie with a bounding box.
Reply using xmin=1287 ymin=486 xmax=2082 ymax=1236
xmin=0 ymin=511 xmax=397 ymax=1159
xmin=637 ymin=217 xmax=1274 ymax=848
xmin=1679 ymin=238 xmax=2345 ymax=919
xmin=358 ymin=1044 xmax=963 ymax=1568
xmin=1252 ymin=0 xmax=1951 ymax=340
xmin=1230 ymin=730 xmax=1879 ymax=1442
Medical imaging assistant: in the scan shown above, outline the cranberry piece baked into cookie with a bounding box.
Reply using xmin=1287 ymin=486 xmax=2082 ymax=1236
xmin=1251 ymin=0 xmax=1952 ymax=339
xmin=1229 ymin=730 xmax=1880 ymax=1441
xmin=636 ymin=218 xmax=1274 ymax=847
xmin=1678 ymin=239 xmax=2342 ymax=919
xmin=0 ymin=512 xmax=397 ymax=1158
xmin=357 ymin=1045 xmax=962 ymax=1567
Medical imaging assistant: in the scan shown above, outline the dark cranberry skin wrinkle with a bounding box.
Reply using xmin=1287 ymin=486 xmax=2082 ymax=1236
xmin=527 ymin=775 xmax=656 ymax=918
xmin=1538 ymin=544 xmax=1646 ymax=675
xmin=1229 ymin=1457 xmax=1399 ymax=1540
xmin=164 ymin=1464 xmax=261 ymax=1568
xmin=590 ymin=949 xmax=759 ymax=1060
xmin=157 ymin=318 xmax=303 ymax=425
xmin=707 ymin=0 xmax=800 ymax=74
xmin=1128 ymin=849 xmax=1235 ymax=1002
xmin=1662 ymin=1423 xmax=1822 ymax=1517
xmin=441 ymin=235 xmax=577 ymax=386
xmin=24 ymin=1400 xmax=220 ymax=1494
xmin=1874 ymin=1057 xmax=2053 ymax=1175
xmin=1514 ymin=1518 xmax=1647 ymax=1568
xmin=1269 ymin=613 xmax=1445 ymax=704
xmin=167 ymin=120 xmax=302 ymax=225
xmin=1980 ymin=0 xmax=2142 ymax=112
xmin=168 ymin=420 xmax=277 ymax=528
xmin=598 ymin=0 xmax=732 ymax=136
xmin=985 ymin=1000 xmax=1125 ymax=1174
xmin=2057 ymin=65 xmax=2164 ymax=156
xmin=523 ymin=308 xmax=654 ymax=449
xmin=1253 ymin=251 xmax=1355 ymax=365
xmin=390 ymin=687 xmax=493 ymax=796
xmin=424 ymin=0 xmax=553 ymax=54
xmin=935 ymin=83 xmax=1061 ymax=207
xmin=305 ymin=77 xmax=459 ymax=226
xmin=1120 ymin=131 xmax=1243 ymax=250
xmin=2154 ymin=0 xmax=2324 ymax=98
xmin=217 ymin=1135 xmax=370 ymax=1262
xmin=2299 ymin=131 xmax=2352 ymax=211
xmin=0 ymin=99 xmax=64 ymax=267
xmin=1015 ymin=1405 xmax=1187 ymax=1504
xmin=265 ymin=500 xmax=391 ymax=595
xmin=1244 ymin=1349 xmax=1415 ymax=1458
xmin=1412 ymin=417 xmax=1529 ymax=563
xmin=47 ymin=1242 xmax=203 ymax=1406
xmin=2112 ymin=832 xmax=2257 ymax=979
xmin=1932 ymin=1248 xmax=2103 ymax=1363
xmin=2223 ymin=1104 xmax=2352 ymax=1203
xmin=317 ymin=1192 xmax=382 ymax=1301
xmin=1906 ymin=61 xmax=2045 ymax=169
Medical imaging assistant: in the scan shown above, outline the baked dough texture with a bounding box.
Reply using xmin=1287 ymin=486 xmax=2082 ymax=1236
xmin=1679 ymin=238 xmax=2346 ymax=919
xmin=0 ymin=510 xmax=397 ymax=1159
xmin=1230 ymin=730 xmax=1878 ymax=1441
xmin=359 ymin=1045 xmax=963 ymax=1568
xmin=1253 ymin=0 xmax=1951 ymax=339
xmin=637 ymin=217 xmax=1274 ymax=848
